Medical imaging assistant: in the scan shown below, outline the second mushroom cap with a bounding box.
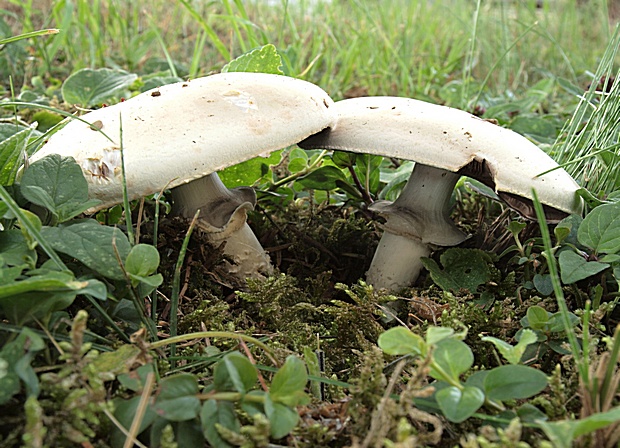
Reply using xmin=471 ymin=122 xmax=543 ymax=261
xmin=300 ymin=96 xmax=583 ymax=220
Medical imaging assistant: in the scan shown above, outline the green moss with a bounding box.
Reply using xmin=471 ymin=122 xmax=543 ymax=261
xmin=346 ymin=346 xmax=387 ymax=438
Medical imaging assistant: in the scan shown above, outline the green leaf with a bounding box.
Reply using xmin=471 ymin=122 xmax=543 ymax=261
xmin=302 ymin=347 xmax=323 ymax=399
xmin=201 ymin=399 xmax=239 ymax=448
xmin=132 ymin=273 xmax=163 ymax=298
xmin=173 ymin=420 xmax=205 ymax=448
xmin=153 ymin=374 xmax=201 ymax=421
xmin=533 ymin=273 xmax=554 ymax=296
xmin=0 ymin=123 xmax=38 ymax=142
xmin=31 ymin=110 xmax=64 ymax=133
xmin=578 ymin=202 xmax=620 ymax=254
xmin=287 ymin=157 xmax=308 ymax=174
xmin=21 ymin=154 xmax=100 ymax=223
xmin=508 ymin=220 xmax=527 ymax=236
xmin=240 ymin=390 xmax=266 ymax=418
xmin=558 ymin=250 xmax=608 ymax=284
xmin=0 ymin=125 xmax=34 ymax=186
xmin=219 ymin=151 xmax=282 ymax=188
xmin=0 ymin=272 xmax=99 ymax=324
xmin=421 ymin=248 xmax=491 ymax=293
xmin=331 ymin=151 xmax=356 ymax=169
xmin=0 ymin=328 xmax=44 ymax=404
xmin=435 ymin=385 xmax=485 ymax=423
xmin=125 ymin=244 xmax=160 ymax=277
xmin=546 ymin=311 xmax=580 ymax=333
xmin=379 ymin=161 xmax=414 ymax=201
xmin=614 ymin=265 xmax=620 ymax=290
xmin=481 ymin=329 xmax=537 ymax=365
xmin=62 ymin=68 xmax=138 ymax=107
xmin=464 ymin=370 xmax=488 ymax=391
xmin=16 ymin=208 xmax=42 ymax=250
xmin=600 ymin=254 xmax=620 ymax=263
xmin=354 ymin=154 xmax=383 ymax=194
xmin=213 ymin=351 xmax=258 ymax=394
xmin=117 ymin=364 xmax=155 ymax=392
xmin=140 ymin=75 xmax=183 ymax=92
xmin=538 ymin=405 xmax=620 ymax=448
xmin=269 ymin=356 xmax=308 ymax=407
xmin=40 ymin=219 xmax=132 ymax=280
xmin=111 ymin=396 xmax=157 ymax=447
xmin=524 ymin=305 xmax=549 ymax=330
xmin=0 ymin=229 xmax=36 ymax=267
xmin=557 ymin=77 xmax=584 ymax=97
xmin=0 ymin=266 xmax=22 ymax=285
xmin=484 ymin=365 xmax=547 ymax=401
xmin=537 ymin=420 xmax=578 ymax=448
xmin=297 ymin=166 xmax=348 ymax=191
xmin=430 ymin=338 xmax=473 ymax=382
xmin=510 ymin=116 xmax=557 ymax=142
xmin=221 ymin=44 xmax=284 ymax=75
xmin=378 ymin=327 xmax=426 ymax=357
xmin=264 ymin=395 xmax=300 ymax=439
xmin=555 ymin=214 xmax=582 ymax=246
xmin=517 ymin=403 xmax=548 ymax=423
xmin=577 ymin=188 xmax=605 ymax=209
xmin=426 ymin=326 xmax=455 ymax=345
xmin=0 ymin=357 xmax=19 ymax=405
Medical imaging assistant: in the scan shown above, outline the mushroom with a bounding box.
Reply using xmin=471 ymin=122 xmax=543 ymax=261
xmin=31 ymin=72 xmax=335 ymax=282
xmin=299 ymin=96 xmax=583 ymax=290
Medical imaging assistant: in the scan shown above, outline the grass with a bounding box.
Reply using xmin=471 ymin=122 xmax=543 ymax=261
xmin=3 ymin=0 xmax=617 ymax=103
xmin=551 ymin=25 xmax=620 ymax=196
xmin=2 ymin=0 xmax=620 ymax=446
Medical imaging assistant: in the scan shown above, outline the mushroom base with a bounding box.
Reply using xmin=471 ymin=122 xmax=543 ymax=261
xmin=366 ymin=164 xmax=465 ymax=290
xmin=171 ymin=173 xmax=274 ymax=283
xmin=197 ymin=208 xmax=275 ymax=281
xmin=366 ymin=232 xmax=431 ymax=291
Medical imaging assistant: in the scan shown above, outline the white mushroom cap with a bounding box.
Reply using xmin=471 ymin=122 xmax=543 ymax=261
xmin=300 ymin=96 xmax=583 ymax=220
xmin=32 ymin=72 xmax=335 ymax=211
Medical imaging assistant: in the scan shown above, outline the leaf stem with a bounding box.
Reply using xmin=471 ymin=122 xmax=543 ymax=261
xmin=268 ymin=150 xmax=327 ymax=190
xmin=118 ymin=113 xmax=134 ymax=245
xmin=150 ymin=331 xmax=274 ymax=357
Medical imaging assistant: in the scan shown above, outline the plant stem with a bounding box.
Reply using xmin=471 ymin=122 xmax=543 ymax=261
xmin=269 ymin=150 xmax=327 ymax=190
xmin=118 ymin=113 xmax=134 ymax=245
xmin=150 ymin=331 xmax=274 ymax=356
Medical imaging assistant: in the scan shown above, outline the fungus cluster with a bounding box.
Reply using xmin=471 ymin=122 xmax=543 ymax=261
xmin=32 ymin=73 xmax=583 ymax=289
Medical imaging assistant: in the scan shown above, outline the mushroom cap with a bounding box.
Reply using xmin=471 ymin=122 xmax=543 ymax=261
xmin=32 ymin=73 xmax=335 ymax=211
xmin=300 ymin=96 xmax=583 ymax=220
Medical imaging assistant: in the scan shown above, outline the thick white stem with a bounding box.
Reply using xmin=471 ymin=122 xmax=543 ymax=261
xmin=366 ymin=164 xmax=464 ymax=290
xmin=171 ymin=173 xmax=273 ymax=282
xmin=366 ymin=232 xmax=431 ymax=290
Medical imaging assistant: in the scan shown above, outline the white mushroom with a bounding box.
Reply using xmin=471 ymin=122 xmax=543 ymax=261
xmin=32 ymin=72 xmax=335 ymax=282
xmin=299 ymin=96 xmax=583 ymax=290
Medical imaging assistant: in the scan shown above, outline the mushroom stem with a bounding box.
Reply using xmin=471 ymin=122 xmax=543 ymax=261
xmin=366 ymin=232 xmax=431 ymax=291
xmin=171 ymin=173 xmax=273 ymax=281
xmin=366 ymin=164 xmax=465 ymax=290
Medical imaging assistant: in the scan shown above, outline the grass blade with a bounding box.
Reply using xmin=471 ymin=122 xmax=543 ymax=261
xmin=169 ymin=210 xmax=199 ymax=367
